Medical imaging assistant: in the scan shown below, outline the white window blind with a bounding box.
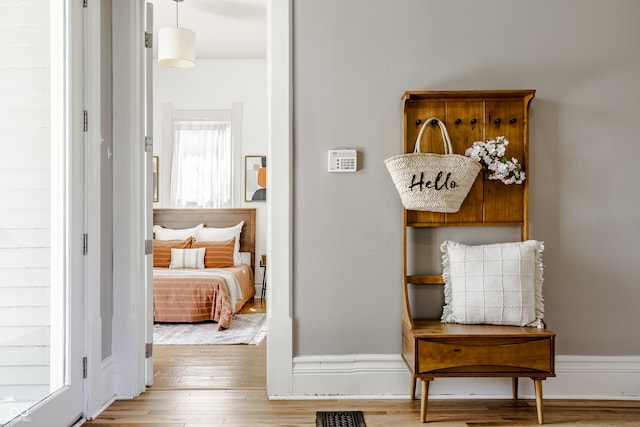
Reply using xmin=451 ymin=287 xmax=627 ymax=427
xmin=169 ymin=120 xmax=232 ymax=208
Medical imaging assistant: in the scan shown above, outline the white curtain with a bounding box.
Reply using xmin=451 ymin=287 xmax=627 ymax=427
xmin=169 ymin=120 xmax=232 ymax=208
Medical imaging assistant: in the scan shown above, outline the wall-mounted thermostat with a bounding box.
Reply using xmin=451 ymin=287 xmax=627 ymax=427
xmin=328 ymin=149 xmax=357 ymax=172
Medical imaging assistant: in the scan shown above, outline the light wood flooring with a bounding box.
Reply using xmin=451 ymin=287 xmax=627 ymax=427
xmin=86 ymin=299 xmax=640 ymax=426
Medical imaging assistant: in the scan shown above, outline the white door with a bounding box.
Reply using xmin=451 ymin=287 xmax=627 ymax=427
xmin=144 ymin=1 xmax=155 ymax=385
xmin=83 ymin=0 xmax=118 ymax=417
xmin=0 ymin=1 xmax=84 ymax=426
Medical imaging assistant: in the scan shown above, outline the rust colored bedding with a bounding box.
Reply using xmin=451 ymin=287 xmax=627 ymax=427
xmin=153 ymin=264 xmax=255 ymax=330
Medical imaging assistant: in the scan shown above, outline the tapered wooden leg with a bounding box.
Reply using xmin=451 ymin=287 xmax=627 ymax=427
xmin=420 ymin=379 xmax=429 ymax=423
xmin=534 ymin=379 xmax=544 ymax=424
xmin=512 ymin=377 xmax=519 ymax=400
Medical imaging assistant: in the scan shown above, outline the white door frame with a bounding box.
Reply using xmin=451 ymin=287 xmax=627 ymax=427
xmin=266 ymin=0 xmax=294 ymax=396
xmin=108 ymin=0 xmax=295 ymax=402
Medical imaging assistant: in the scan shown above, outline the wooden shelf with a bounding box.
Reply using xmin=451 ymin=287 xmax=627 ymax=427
xmin=411 ymin=318 xmax=555 ymax=339
xmin=406 ymin=220 xmax=525 ymax=228
xmin=406 ymin=275 xmax=444 ymax=285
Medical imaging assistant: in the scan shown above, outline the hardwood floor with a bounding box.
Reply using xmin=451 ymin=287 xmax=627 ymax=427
xmin=86 ymin=299 xmax=640 ymax=426
xmin=151 ymin=299 xmax=266 ymax=391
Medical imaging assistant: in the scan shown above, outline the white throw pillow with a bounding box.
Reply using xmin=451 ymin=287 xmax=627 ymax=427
xmin=238 ymin=252 xmax=252 ymax=266
xmin=169 ymin=247 xmax=206 ymax=269
xmin=153 ymin=224 xmax=203 ymax=240
xmin=196 ymin=221 xmax=244 ymax=265
xmin=440 ymin=240 xmax=544 ymax=327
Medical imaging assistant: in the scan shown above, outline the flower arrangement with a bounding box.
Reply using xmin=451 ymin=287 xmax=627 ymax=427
xmin=465 ymin=136 xmax=525 ymax=185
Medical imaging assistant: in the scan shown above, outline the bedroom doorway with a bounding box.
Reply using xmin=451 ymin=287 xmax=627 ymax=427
xmin=146 ymin=0 xmax=269 ymax=392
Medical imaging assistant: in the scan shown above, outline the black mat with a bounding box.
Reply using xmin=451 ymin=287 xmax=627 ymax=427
xmin=316 ymin=411 xmax=366 ymax=427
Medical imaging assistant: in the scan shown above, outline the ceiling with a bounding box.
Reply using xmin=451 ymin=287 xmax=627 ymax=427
xmin=148 ymin=0 xmax=267 ymax=60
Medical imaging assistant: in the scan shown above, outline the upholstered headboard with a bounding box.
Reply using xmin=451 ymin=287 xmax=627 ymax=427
xmin=153 ymin=208 xmax=256 ymax=268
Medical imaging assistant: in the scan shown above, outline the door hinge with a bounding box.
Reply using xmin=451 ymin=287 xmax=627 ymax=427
xmin=145 ymin=239 xmax=153 ymax=255
xmin=82 ymin=357 xmax=88 ymax=378
xmin=145 ymin=343 xmax=153 ymax=358
xmin=83 ymin=110 xmax=88 ymax=132
xmin=83 ymin=0 xmax=87 ymax=8
xmin=83 ymin=234 xmax=88 ymax=255
xmin=144 ymin=31 xmax=152 ymax=49
xmin=144 ymin=136 xmax=153 ymax=152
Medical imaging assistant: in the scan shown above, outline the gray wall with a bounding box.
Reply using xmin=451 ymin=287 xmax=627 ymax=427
xmin=293 ymin=0 xmax=640 ymax=356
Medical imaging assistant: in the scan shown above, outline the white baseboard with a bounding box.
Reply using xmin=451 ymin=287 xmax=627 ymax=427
xmin=292 ymin=354 xmax=409 ymax=397
xmin=256 ymin=282 xmax=264 ymax=299
xmin=291 ymin=354 xmax=640 ymax=400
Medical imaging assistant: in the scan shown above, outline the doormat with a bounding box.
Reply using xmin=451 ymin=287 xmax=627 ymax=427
xmin=316 ymin=411 xmax=366 ymax=427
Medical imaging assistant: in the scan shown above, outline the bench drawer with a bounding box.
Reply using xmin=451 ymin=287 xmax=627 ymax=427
xmin=417 ymin=336 xmax=553 ymax=374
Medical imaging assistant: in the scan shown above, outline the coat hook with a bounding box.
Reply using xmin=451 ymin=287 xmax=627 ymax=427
xmin=510 ymin=118 xmax=517 ymax=124
xmin=431 ymin=119 xmax=438 ymax=125
xmin=494 ymin=118 xmax=502 ymax=124
xmin=416 ymin=119 xmax=422 ymax=125
xmin=455 ymin=118 xmax=462 ymax=125
xmin=470 ymin=118 xmax=477 ymax=124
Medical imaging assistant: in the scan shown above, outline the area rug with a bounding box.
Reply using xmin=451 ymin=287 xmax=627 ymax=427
xmin=153 ymin=313 xmax=266 ymax=345
xmin=316 ymin=411 xmax=366 ymax=427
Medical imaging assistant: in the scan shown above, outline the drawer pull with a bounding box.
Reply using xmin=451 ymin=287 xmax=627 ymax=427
xmin=452 ymin=348 xmax=462 ymax=352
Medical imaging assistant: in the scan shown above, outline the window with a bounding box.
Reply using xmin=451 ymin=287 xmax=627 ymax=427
xmin=169 ymin=120 xmax=232 ymax=208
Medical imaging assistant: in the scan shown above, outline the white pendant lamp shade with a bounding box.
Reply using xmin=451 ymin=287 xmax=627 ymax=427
xmin=158 ymin=27 xmax=195 ymax=69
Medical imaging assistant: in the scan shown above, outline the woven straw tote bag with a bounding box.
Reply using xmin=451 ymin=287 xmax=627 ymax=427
xmin=385 ymin=117 xmax=481 ymax=213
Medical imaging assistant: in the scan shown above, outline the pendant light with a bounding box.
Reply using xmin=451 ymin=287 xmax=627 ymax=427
xmin=158 ymin=0 xmax=195 ymax=68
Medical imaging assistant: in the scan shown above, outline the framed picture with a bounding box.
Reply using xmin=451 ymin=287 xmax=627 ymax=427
xmin=245 ymin=155 xmax=266 ymax=202
xmin=153 ymin=156 xmax=159 ymax=202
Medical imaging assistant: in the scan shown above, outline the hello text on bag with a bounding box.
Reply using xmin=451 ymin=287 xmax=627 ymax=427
xmin=409 ymin=171 xmax=458 ymax=192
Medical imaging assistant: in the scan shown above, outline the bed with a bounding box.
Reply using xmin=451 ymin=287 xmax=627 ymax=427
xmin=152 ymin=208 xmax=256 ymax=330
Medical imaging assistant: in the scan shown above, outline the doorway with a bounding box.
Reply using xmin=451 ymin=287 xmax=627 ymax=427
xmin=138 ymin=0 xmax=293 ymax=399
xmin=147 ymin=0 xmax=269 ymax=393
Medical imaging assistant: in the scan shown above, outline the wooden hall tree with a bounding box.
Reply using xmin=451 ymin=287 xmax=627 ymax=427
xmin=400 ymin=90 xmax=556 ymax=424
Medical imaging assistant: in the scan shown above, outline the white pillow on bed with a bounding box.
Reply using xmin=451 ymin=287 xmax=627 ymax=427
xmin=238 ymin=252 xmax=251 ymax=266
xmin=169 ymin=247 xmax=206 ymax=269
xmin=196 ymin=221 xmax=244 ymax=265
xmin=153 ymin=224 xmax=203 ymax=240
xmin=440 ymin=240 xmax=545 ymax=327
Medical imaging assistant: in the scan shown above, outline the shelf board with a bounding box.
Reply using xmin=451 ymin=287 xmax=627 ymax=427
xmin=406 ymin=221 xmax=525 ymax=228
xmin=406 ymin=275 xmax=444 ymax=285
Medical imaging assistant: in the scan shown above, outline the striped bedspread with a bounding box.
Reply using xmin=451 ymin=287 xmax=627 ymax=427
xmin=153 ymin=264 xmax=255 ymax=330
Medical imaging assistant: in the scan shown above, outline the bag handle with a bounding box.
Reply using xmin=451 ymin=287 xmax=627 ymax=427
xmin=413 ymin=117 xmax=454 ymax=155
